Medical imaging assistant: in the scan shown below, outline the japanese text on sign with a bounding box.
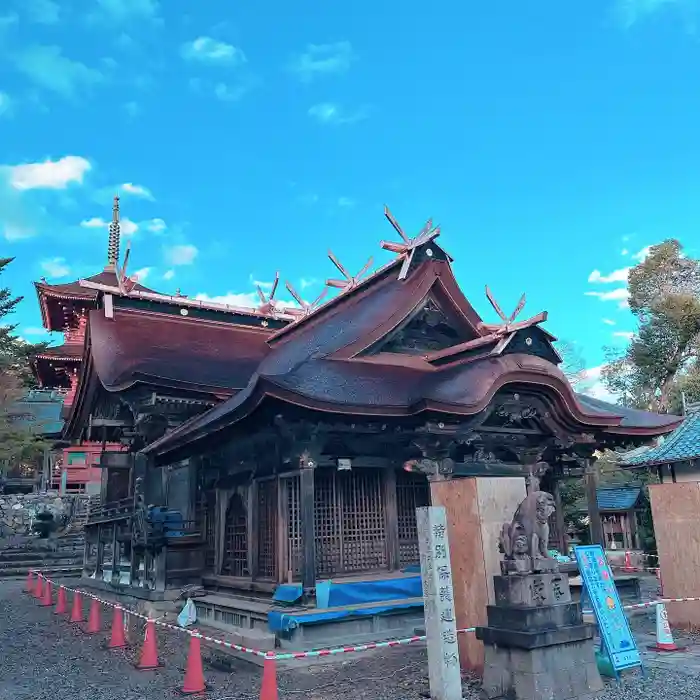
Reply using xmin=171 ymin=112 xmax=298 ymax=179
xmin=574 ymin=545 xmax=641 ymax=672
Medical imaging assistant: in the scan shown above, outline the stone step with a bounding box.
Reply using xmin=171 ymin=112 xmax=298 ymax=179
xmin=0 ymin=564 xmax=82 ymax=578
xmin=0 ymin=555 xmax=81 ymax=568
xmin=197 ymin=622 xmax=276 ymax=669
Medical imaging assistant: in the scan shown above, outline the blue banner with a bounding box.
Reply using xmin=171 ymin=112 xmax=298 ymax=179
xmin=574 ymin=545 xmax=641 ymax=671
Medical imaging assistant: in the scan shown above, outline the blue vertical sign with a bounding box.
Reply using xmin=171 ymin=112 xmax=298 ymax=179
xmin=574 ymin=545 xmax=642 ymax=672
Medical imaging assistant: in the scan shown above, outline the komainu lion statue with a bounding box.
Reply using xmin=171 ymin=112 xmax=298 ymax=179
xmin=499 ymin=491 xmax=558 ymax=575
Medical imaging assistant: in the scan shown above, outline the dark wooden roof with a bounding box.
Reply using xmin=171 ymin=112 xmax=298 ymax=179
xmin=144 ymin=243 xmax=683 ymax=461
xmin=89 ymin=308 xmax=272 ymax=394
xmin=35 ymin=269 xmax=155 ymax=331
xmin=33 ymin=343 xmax=83 ymax=361
xmin=63 ymin=306 xmax=276 ymax=439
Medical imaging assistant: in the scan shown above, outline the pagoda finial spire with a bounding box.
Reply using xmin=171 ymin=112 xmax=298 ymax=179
xmin=106 ymin=195 xmax=120 ymax=270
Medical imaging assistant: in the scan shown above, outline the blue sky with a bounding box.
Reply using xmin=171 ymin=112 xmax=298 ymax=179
xmin=2 ymin=0 xmax=700 ymax=399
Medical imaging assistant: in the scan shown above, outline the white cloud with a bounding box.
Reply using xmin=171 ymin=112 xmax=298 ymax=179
xmin=621 ymin=248 xmax=629 ymax=256
xmin=181 ymin=37 xmax=246 ymax=65
xmin=81 ymin=216 xmax=138 ymax=235
xmin=146 ymin=218 xmax=166 ymax=233
xmin=8 ymin=156 xmax=91 ymax=190
xmin=3 ymin=223 xmax=34 ymax=241
xmin=120 ymin=182 xmax=153 ymax=200
xmin=164 ymin=244 xmax=198 ymax=266
xmin=12 ymin=45 xmax=103 ymax=98
xmin=40 ymin=257 xmax=70 ymax=278
xmin=195 ymin=290 xmax=299 ymax=310
xmin=632 ymin=245 xmax=652 ymax=261
xmin=214 ymin=82 xmax=250 ymax=102
xmin=25 ymin=0 xmax=60 ymax=24
xmin=132 ymin=266 xmax=152 ymax=282
xmin=80 ymin=215 xmax=163 ymax=236
xmin=162 ymin=269 xmax=175 ymax=280
xmin=337 ymin=196 xmax=355 ymax=208
xmin=124 ymin=101 xmax=140 ymax=118
xmin=616 ymin=0 xmax=695 ymax=29
xmin=578 ymin=365 xmax=619 ymax=404
xmin=613 ymin=331 xmax=635 ymax=340
xmin=308 ymin=102 xmax=368 ymax=125
xmin=300 ymin=277 xmax=317 ymax=290
xmin=0 ymin=91 xmax=13 ymax=118
xmin=602 ymin=318 xmax=616 ymax=326
xmin=288 ymin=42 xmax=354 ymax=82
xmin=588 ymin=267 xmax=630 ymax=284
xmin=584 ymin=288 xmax=629 ymax=302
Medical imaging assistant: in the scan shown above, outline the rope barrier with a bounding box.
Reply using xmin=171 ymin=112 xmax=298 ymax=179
xmin=29 ymin=570 xmax=697 ymax=661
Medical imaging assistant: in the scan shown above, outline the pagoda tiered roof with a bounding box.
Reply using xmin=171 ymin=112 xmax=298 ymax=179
xmin=142 ymin=208 xmax=683 ymax=463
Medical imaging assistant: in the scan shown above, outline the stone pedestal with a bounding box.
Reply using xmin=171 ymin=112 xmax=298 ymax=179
xmin=476 ymin=573 xmax=604 ymax=700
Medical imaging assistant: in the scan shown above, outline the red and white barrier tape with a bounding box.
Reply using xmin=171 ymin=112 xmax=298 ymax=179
xmin=31 ymin=571 xmax=476 ymax=660
xmin=31 ymin=571 xmax=698 ymax=661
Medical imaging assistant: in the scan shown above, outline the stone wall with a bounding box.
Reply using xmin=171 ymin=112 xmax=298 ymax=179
xmin=0 ymin=492 xmax=75 ymax=537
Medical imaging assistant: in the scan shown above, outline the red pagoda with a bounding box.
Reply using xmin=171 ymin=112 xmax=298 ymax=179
xmin=32 ymin=196 xmax=152 ymax=491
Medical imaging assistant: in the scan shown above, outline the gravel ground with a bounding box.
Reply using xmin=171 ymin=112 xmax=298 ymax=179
xmin=0 ymin=578 xmax=696 ymax=700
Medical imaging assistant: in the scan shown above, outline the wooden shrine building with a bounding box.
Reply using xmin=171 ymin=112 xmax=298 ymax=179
xmin=31 ymin=196 xmax=154 ymax=491
xmin=75 ymin=209 xmax=682 ymax=666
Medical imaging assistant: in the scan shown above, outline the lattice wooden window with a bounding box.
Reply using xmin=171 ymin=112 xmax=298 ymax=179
xmin=195 ymin=483 xmax=216 ymax=572
xmin=285 ymin=476 xmax=302 ymax=578
xmin=340 ymin=470 xmax=387 ymax=573
xmin=396 ymin=471 xmax=430 ymax=567
xmin=314 ymin=471 xmax=341 ymax=576
xmin=221 ymin=491 xmax=248 ymax=577
xmin=312 ymin=469 xmax=387 ymax=577
xmin=257 ymin=479 xmax=278 ymax=580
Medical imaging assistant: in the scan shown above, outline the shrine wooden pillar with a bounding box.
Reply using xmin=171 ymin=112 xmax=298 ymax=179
xmin=429 ymin=474 xmax=526 ymax=674
xmin=585 ymin=458 xmax=605 ymax=547
xmin=299 ymin=450 xmax=317 ymax=593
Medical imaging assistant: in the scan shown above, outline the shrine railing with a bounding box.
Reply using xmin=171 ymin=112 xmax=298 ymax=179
xmin=86 ymin=497 xmax=135 ymax=525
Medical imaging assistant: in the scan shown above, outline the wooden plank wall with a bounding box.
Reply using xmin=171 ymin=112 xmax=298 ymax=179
xmin=430 ymin=476 xmax=526 ymax=673
xmin=649 ymin=482 xmax=700 ymax=628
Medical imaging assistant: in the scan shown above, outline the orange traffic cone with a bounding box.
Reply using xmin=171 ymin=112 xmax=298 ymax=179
xmin=84 ymin=597 xmax=101 ymax=634
xmin=54 ymin=586 xmax=68 ymax=615
xmin=25 ymin=570 xmax=35 ymax=594
xmin=623 ymin=551 xmax=634 ymax=572
xmin=259 ymin=652 xmax=279 ymax=700
xmin=648 ymin=603 xmax=686 ymax=652
xmin=136 ymin=620 xmax=160 ymax=670
xmin=34 ymin=575 xmax=44 ymax=600
xmin=106 ymin=606 xmax=127 ymax=650
xmin=69 ymin=590 xmax=84 ymax=623
xmin=180 ymin=632 xmax=207 ymax=694
xmin=39 ymin=579 xmax=53 ymax=607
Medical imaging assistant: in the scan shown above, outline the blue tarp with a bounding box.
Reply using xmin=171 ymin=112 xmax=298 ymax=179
xmin=268 ymin=575 xmax=424 ymax=634
xmin=268 ymin=601 xmax=423 ymax=633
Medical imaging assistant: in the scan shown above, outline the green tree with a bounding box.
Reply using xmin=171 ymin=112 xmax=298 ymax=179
xmin=601 ymin=240 xmax=700 ymax=412
xmin=0 ymin=258 xmax=49 ymax=468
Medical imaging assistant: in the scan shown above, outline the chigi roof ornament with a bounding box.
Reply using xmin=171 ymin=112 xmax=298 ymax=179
xmin=380 ymin=206 xmax=442 ymax=280
xmin=285 ymin=281 xmax=328 ymax=319
xmin=325 ymin=251 xmax=373 ymax=293
xmin=480 ymin=286 xmax=547 ymax=335
xmin=256 ymin=272 xmax=281 ymax=315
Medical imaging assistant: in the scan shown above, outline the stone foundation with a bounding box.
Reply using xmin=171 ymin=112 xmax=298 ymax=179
xmin=476 ymin=573 xmax=604 ymax=700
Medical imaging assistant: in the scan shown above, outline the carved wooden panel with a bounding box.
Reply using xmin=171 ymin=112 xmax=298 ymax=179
xmin=369 ymin=297 xmax=467 ymax=355
xmin=396 ymin=471 xmax=430 ymax=567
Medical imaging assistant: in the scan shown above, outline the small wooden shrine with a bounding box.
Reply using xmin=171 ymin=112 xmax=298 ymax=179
xmin=63 ymin=208 xmax=681 ymax=662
